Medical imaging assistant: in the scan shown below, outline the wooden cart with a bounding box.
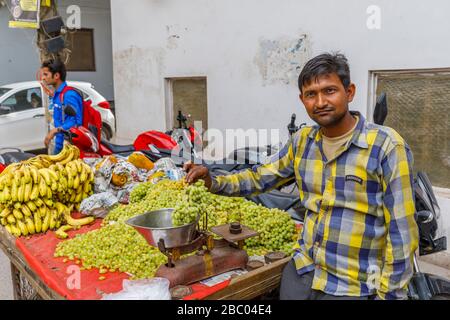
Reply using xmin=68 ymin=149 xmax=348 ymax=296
xmin=0 ymin=224 xmax=289 ymax=300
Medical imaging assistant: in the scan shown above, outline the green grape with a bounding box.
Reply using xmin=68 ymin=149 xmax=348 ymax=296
xmin=54 ymin=178 xmax=299 ymax=279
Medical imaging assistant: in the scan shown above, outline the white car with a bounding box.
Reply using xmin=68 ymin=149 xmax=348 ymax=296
xmin=0 ymin=81 xmax=115 ymax=151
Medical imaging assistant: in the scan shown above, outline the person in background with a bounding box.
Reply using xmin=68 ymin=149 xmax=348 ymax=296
xmin=40 ymin=59 xmax=83 ymax=154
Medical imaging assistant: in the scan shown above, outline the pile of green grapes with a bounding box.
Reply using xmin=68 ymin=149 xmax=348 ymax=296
xmin=54 ymin=179 xmax=298 ymax=279
xmin=54 ymin=222 xmax=167 ymax=279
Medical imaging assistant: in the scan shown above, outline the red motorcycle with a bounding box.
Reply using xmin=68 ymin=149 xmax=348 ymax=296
xmin=63 ymin=108 xmax=201 ymax=161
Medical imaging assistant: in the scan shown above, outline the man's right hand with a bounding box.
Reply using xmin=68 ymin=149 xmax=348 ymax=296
xmin=183 ymin=162 xmax=213 ymax=190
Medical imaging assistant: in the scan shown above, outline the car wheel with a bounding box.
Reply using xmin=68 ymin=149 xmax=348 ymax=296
xmin=101 ymin=124 xmax=112 ymax=141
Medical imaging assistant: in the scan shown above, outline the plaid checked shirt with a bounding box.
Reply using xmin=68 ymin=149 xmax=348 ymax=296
xmin=211 ymin=112 xmax=419 ymax=299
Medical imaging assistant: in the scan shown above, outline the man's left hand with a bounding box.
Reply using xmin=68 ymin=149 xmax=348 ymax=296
xmin=44 ymin=128 xmax=59 ymax=147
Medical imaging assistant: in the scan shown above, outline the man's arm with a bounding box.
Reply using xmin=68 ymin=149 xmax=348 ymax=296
xmin=378 ymin=143 xmax=419 ymax=300
xmin=61 ymin=93 xmax=83 ymax=130
xmin=186 ymin=135 xmax=298 ymax=197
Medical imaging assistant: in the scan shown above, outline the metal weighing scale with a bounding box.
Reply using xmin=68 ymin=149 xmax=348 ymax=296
xmin=126 ymin=208 xmax=259 ymax=288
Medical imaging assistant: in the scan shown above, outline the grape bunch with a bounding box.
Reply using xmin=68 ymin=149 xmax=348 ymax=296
xmin=55 ymin=179 xmax=299 ymax=279
xmin=54 ymin=222 xmax=167 ymax=280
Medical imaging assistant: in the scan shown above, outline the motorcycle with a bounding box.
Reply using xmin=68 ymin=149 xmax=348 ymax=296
xmin=62 ymin=107 xmax=200 ymax=159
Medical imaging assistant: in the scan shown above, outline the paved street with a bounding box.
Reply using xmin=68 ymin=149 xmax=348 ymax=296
xmin=0 ymin=250 xmax=13 ymax=300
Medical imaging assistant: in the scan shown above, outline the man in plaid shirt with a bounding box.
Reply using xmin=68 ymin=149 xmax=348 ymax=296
xmin=184 ymin=53 xmax=419 ymax=300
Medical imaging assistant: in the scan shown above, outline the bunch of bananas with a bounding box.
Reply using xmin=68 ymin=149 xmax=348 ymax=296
xmin=0 ymin=144 xmax=95 ymax=237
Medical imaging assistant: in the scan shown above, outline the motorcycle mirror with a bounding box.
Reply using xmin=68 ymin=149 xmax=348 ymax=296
xmin=416 ymin=210 xmax=434 ymax=224
xmin=64 ymin=106 xmax=76 ymax=117
xmin=373 ymin=92 xmax=387 ymax=125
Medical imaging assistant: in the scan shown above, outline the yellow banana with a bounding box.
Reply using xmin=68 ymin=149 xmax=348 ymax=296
xmin=4 ymin=224 xmax=12 ymax=233
xmin=34 ymin=198 xmax=44 ymax=207
xmin=26 ymin=201 xmax=37 ymax=212
xmin=59 ymin=149 xmax=74 ymax=165
xmin=75 ymin=193 xmax=83 ymax=203
xmin=83 ymin=182 xmax=91 ymax=194
xmin=21 ymin=205 xmax=32 ymax=218
xmin=65 ymin=163 xmax=75 ymax=177
xmin=79 ymin=167 xmax=87 ymax=183
xmin=39 ymin=205 xmax=47 ymax=218
xmin=17 ymin=180 xmax=26 ymax=202
xmin=30 ymin=183 xmax=39 ymax=201
xmin=7 ymin=214 xmax=16 ymax=224
xmin=30 ymin=166 xmax=39 ymax=184
xmin=2 ymin=185 xmax=11 ymax=202
xmin=67 ymin=175 xmax=74 ymax=189
xmin=10 ymin=224 xmax=21 ymax=237
xmin=75 ymin=160 xmax=82 ymax=173
xmin=44 ymin=198 xmax=54 ymax=208
xmin=17 ymin=220 xmax=28 ymax=236
xmin=55 ymin=225 xmax=74 ymax=239
xmin=55 ymin=202 xmax=66 ymax=216
xmin=48 ymin=146 xmax=67 ymax=162
xmin=22 ymin=166 xmax=31 ymax=184
xmin=13 ymin=169 xmax=22 ymax=186
xmin=39 ymin=169 xmax=52 ymax=185
xmin=76 ymin=185 xmax=83 ymax=195
xmin=14 ymin=202 xmax=21 ymax=209
xmin=56 ymin=163 xmax=65 ymax=174
xmin=34 ymin=213 xmax=42 ymax=233
xmin=70 ymin=192 xmax=76 ymax=203
xmin=51 ymin=181 xmax=58 ymax=192
xmin=59 ymin=176 xmax=68 ymax=189
xmin=3 ymin=173 xmax=14 ymax=187
xmin=25 ymin=218 xmax=35 ymax=234
xmin=0 ymin=218 xmax=6 ymax=226
xmin=0 ymin=207 xmax=11 ymax=218
xmin=39 ymin=178 xmax=48 ymax=198
xmin=46 ymin=187 xmax=53 ymax=199
xmin=47 ymin=168 xmax=59 ymax=182
xmin=42 ymin=210 xmax=51 ymax=232
xmin=24 ymin=182 xmax=32 ymax=202
xmin=12 ymin=209 xmax=24 ymax=220
xmin=73 ymin=175 xmax=80 ymax=190
xmin=64 ymin=208 xmax=95 ymax=227
xmin=11 ymin=181 xmax=18 ymax=202
xmin=49 ymin=210 xmax=57 ymax=230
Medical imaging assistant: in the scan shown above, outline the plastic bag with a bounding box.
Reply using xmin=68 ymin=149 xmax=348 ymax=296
xmin=101 ymin=278 xmax=171 ymax=300
xmin=80 ymin=192 xmax=119 ymax=218
xmin=154 ymin=158 xmax=177 ymax=171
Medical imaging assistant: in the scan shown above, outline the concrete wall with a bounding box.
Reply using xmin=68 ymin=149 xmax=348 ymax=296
xmin=0 ymin=0 xmax=114 ymax=100
xmin=110 ymin=0 xmax=450 ymax=149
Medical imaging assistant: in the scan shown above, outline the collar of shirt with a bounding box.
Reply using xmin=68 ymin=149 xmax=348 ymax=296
xmin=52 ymin=82 xmax=68 ymax=104
xmin=307 ymin=111 xmax=369 ymax=150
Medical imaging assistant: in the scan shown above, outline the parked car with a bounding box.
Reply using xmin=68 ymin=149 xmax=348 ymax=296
xmin=0 ymin=81 xmax=115 ymax=151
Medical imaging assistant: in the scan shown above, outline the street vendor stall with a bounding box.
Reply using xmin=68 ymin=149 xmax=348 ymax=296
xmin=0 ymin=146 xmax=299 ymax=300
xmin=0 ymin=221 xmax=291 ymax=300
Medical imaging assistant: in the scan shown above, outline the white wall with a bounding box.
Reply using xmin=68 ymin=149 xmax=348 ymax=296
xmin=0 ymin=0 xmax=114 ymax=101
xmin=111 ymin=0 xmax=450 ymax=150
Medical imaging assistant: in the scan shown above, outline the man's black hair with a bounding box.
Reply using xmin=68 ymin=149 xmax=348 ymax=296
xmin=298 ymin=52 xmax=350 ymax=92
xmin=42 ymin=59 xmax=67 ymax=82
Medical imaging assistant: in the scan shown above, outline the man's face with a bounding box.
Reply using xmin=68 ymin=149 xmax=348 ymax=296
xmin=41 ymin=67 xmax=58 ymax=86
xmin=300 ymin=73 xmax=355 ymax=128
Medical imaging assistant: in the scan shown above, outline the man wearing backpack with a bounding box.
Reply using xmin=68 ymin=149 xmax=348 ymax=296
xmin=41 ymin=59 xmax=83 ymax=154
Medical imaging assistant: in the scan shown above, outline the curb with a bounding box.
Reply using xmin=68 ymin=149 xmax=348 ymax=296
xmin=418 ymin=251 xmax=450 ymax=270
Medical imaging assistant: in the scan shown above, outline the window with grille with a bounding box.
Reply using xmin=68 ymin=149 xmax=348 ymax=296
xmin=374 ymin=70 xmax=450 ymax=189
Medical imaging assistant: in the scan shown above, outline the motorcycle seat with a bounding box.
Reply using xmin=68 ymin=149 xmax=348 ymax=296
xmin=0 ymin=152 xmax=35 ymax=165
xmin=101 ymin=139 xmax=135 ymax=154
